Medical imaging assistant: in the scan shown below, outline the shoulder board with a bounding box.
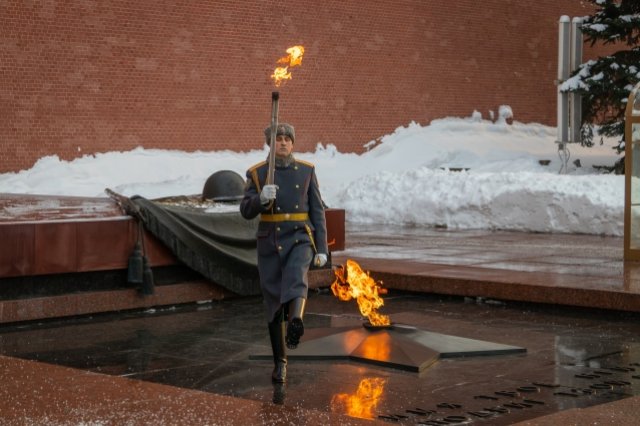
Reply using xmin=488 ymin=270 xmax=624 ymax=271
xmin=295 ymin=159 xmax=315 ymax=168
xmin=248 ymin=160 xmax=267 ymax=172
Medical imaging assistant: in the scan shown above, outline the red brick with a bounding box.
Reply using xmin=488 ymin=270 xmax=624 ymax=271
xmin=0 ymin=0 xmax=604 ymax=173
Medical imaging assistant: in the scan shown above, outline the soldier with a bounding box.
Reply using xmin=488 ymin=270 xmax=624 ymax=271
xmin=240 ymin=122 xmax=328 ymax=384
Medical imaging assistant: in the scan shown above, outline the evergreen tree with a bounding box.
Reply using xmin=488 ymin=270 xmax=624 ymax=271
xmin=561 ymin=0 xmax=640 ymax=173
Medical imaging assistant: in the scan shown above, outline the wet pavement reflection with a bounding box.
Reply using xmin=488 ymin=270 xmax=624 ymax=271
xmin=1 ymin=292 xmax=639 ymax=425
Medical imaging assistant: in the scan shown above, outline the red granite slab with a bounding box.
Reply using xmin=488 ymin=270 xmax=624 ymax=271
xmin=0 ymin=223 xmax=35 ymax=276
xmin=512 ymin=396 xmax=640 ymax=426
xmin=0 ymin=193 xmax=123 ymax=222
xmin=0 ymin=281 xmax=229 ymax=323
xmin=34 ymin=221 xmax=77 ymax=274
xmin=0 ymin=355 xmax=381 ymax=425
xmin=0 ymin=194 xmax=344 ymax=278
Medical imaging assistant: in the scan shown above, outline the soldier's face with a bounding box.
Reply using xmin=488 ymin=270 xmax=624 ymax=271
xmin=275 ymin=134 xmax=293 ymax=158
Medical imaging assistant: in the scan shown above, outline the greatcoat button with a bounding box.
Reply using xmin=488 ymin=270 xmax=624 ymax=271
xmin=277 ymin=227 xmax=281 ymax=231
xmin=278 ymin=246 xmax=283 ymax=251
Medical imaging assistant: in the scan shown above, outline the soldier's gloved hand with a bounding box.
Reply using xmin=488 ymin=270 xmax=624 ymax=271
xmin=260 ymin=184 xmax=278 ymax=205
xmin=313 ymin=253 xmax=328 ymax=267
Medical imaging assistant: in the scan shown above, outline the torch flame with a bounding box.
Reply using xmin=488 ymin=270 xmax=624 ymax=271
xmin=331 ymin=378 xmax=386 ymax=420
xmin=271 ymin=45 xmax=305 ymax=87
xmin=331 ymin=259 xmax=391 ymax=326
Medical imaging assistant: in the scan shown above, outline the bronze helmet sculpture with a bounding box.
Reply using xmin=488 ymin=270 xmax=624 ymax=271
xmin=202 ymin=170 xmax=245 ymax=202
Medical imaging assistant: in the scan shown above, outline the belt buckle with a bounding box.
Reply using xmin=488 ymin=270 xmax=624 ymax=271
xmin=284 ymin=213 xmax=290 ymax=220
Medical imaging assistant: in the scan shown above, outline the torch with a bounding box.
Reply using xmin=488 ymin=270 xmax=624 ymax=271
xmin=266 ymin=45 xmax=304 ymax=185
xmin=267 ymin=91 xmax=279 ymax=185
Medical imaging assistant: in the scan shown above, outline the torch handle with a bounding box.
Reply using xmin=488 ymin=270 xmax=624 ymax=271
xmin=267 ymin=91 xmax=280 ymax=185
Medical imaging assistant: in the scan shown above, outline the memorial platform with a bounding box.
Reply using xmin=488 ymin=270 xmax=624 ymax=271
xmin=1 ymin=194 xmax=639 ymax=424
xmin=0 ymin=193 xmax=342 ymax=323
xmin=334 ymin=223 xmax=640 ymax=313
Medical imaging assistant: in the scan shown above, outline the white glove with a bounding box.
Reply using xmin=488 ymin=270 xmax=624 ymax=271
xmin=313 ymin=253 xmax=328 ymax=267
xmin=260 ymin=184 xmax=278 ymax=204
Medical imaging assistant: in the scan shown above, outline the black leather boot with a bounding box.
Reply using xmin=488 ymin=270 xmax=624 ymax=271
xmin=268 ymin=318 xmax=287 ymax=383
xmin=272 ymin=382 xmax=286 ymax=405
xmin=286 ymin=297 xmax=306 ymax=350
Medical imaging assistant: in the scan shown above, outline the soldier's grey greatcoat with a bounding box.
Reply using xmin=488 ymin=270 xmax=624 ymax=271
xmin=240 ymin=155 xmax=328 ymax=321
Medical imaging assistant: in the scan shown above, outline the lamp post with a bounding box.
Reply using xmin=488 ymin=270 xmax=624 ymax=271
xmin=624 ymin=82 xmax=640 ymax=260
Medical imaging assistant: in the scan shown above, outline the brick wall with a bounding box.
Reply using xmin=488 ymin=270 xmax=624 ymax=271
xmin=1 ymin=0 xmax=599 ymax=173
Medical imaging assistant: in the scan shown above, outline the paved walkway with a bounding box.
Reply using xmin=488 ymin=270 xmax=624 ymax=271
xmin=0 ymin=354 xmax=381 ymax=426
xmin=334 ymin=224 xmax=640 ymax=312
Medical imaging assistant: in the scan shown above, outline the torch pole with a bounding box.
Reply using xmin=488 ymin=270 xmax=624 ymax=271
xmin=267 ymin=91 xmax=280 ymax=185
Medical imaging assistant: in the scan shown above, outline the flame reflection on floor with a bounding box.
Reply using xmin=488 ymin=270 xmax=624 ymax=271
xmin=330 ymin=377 xmax=386 ymax=420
